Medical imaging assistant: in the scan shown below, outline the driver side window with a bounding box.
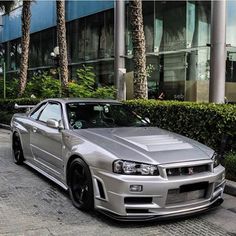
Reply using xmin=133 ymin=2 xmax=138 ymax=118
xmin=30 ymin=103 xmax=47 ymax=120
xmin=38 ymin=103 xmax=62 ymax=123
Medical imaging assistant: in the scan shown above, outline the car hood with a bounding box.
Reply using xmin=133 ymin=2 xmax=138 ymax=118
xmin=73 ymin=127 xmax=214 ymax=165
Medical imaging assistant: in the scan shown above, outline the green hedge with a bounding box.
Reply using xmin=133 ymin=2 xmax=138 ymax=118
xmin=125 ymin=99 xmax=236 ymax=153
xmin=0 ymin=98 xmax=41 ymax=125
xmin=224 ymin=152 xmax=236 ymax=181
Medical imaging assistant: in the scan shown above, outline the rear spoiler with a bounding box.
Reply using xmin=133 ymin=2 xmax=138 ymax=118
xmin=14 ymin=103 xmax=35 ymax=112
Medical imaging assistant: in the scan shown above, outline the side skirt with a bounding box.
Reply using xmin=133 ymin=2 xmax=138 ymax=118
xmin=24 ymin=160 xmax=68 ymax=190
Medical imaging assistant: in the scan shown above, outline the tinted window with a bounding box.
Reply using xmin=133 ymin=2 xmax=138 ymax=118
xmin=30 ymin=103 xmax=47 ymax=120
xmin=66 ymin=103 xmax=149 ymax=129
xmin=38 ymin=103 xmax=62 ymax=123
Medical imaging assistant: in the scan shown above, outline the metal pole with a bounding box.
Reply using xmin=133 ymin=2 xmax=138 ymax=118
xmin=115 ymin=0 xmax=126 ymax=100
xmin=209 ymin=0 xmax=226 ymax=103
xmin=3 ymin=62 xmax=6 ymax=99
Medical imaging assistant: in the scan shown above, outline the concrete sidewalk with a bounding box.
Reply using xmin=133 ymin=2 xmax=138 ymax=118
xmin=0 ymin=128 xmax=10 ymax=143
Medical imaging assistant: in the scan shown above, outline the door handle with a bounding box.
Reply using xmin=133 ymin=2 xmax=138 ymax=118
xmin=32 ymin=127 xmax=37 ymax=133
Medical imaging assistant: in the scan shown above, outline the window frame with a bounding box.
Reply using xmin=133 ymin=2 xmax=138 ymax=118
xmin=29 ymin=101 xmax=64 ymax=128
xmin=29 ymin=102 xmax=47 ymax=121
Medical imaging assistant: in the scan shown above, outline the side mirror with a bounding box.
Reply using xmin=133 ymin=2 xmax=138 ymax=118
xmin=46 ymin=119 xmax=60 ymax=129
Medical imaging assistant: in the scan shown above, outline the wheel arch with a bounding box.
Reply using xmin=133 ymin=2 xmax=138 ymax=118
xmin=12 ymin=130 xmax=21 ymax=148
xmin=66 ymin=154 xmax=88 ymax=186
xmin=12 ymin=129 xmax=25 ymax=164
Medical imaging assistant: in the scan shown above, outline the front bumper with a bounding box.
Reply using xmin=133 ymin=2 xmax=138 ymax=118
xmin=91 ymin=164 xmax=225 ymax=221
xmin=100 ymin=198 xmax=224 ymax=221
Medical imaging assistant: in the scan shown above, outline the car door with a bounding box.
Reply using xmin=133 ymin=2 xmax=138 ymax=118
xmin=30 ymin=102 xmax=64 ymax=179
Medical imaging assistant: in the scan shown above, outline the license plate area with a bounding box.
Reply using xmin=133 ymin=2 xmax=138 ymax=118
xmin=180 ymin=182 xmax=209 ymax=193
xmin=166 ymin=182 xmax=209 ymax=205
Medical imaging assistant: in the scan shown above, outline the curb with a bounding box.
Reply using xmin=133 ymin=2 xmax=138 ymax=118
xmin=0 ymin=123 xmax=10 ymax=130
xmin=224 ymin=179 xmax=236 ymax=197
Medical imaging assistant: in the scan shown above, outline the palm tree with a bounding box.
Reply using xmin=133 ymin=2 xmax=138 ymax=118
xmin=19 ymin=0 xmax=32 ymax=96
xmin=56 ymin=0 xmax=69 ymax=97
xmin=129 ymin=0 xmax=148 ymax=99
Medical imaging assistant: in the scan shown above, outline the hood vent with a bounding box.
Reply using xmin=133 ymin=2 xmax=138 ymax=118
xmin=121 ymin=135 xmax=193 ymax=152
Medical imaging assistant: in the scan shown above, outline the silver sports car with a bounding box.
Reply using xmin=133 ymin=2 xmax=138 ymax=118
xmin=11 ymin=98 xmax=225 ymax=221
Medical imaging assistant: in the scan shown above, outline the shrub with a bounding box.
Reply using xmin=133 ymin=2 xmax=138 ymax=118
xmin=224 ymin=152 xmax=236 ymax=181
xmin=21 ymin=65 xmax=117 ymax=99
xmin=91 ymin=86 xmax=116 ymax=99
xmin=69 ymin=65 xmax=116 ymax=99
xmin=0 ymin=66 xmax=116 ymax=100
xmin=76 ymin=65 xmax=96 ymax=90
xmin=124 ymin=99 xmax=236 ymax=153
xmin=0 ymin=73 xmax=60 ymax=99
xmin=24 ymin=73 xmax=61 ymax=98
xmin=0 ymin=77 xmax=20 ymax=99
xmin=68 ymin=82 xmax=92 ymax=98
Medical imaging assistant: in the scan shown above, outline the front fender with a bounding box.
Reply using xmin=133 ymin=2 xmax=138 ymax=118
xmin=62 ymin=131 xmax=117 ymax=184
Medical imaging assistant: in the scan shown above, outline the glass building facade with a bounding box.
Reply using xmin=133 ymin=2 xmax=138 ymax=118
xmin=0 ymin=1 xmax=236 ymax=101
xmin=126 ymin=1 xmax=212 ymax=100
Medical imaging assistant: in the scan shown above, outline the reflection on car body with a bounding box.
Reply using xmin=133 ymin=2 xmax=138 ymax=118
xmin=11 ymin=98 xmax=225 ymax=221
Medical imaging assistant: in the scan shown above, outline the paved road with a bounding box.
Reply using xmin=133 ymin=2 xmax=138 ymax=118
xmin=0 ymin=129 xmax=236 ymax=236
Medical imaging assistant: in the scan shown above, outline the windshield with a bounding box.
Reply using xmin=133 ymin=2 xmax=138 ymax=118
xmin=66 ymin=103 xmax=149 ymax=129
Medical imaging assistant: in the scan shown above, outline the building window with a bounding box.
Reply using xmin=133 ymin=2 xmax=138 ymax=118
xmin=67 ymin=9 xmax=114 ymax=63
xmin=67 ymin=18 xmax=85 ymax=62
xmin=143 ymin=1 xmax=154 ymax=53
xmin=227 ymin=0 xmax=236 ymax=47
xmin=70 ymin=60 xmax=114 ymax=87
xmin=8 ymin=39 xmax=21 ymax=71
xmin=29 ymin=28 xmax=56 ymax=68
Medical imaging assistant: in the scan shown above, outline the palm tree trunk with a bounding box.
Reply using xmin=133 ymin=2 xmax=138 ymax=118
xmin=129 ymin=0 xmax=148 ymax=99
xmin=19 ymin=0 xmax=31 ymax=97
xmin=56 ymin=0 xmax=69 ymax=97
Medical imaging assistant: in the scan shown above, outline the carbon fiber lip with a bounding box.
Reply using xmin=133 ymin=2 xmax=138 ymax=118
xmin=98 ymin=198 xmax=224 ymax=222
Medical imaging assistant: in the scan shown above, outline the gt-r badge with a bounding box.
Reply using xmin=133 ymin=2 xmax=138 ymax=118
xmin=188 ymin=167 xmax=194 ymax=175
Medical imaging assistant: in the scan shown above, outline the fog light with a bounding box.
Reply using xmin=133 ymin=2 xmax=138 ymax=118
xmin=130 ymin=185 xmax=143 ymax=192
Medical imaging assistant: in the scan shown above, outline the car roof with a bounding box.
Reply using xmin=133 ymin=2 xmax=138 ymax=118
xmin=43 ymin=98 xmax=121 ymax=105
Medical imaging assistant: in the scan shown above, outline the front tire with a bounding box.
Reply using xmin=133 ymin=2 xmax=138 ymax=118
xmin=68 ymin=158 xmax=94 ymax=211
xmin=12 ymin=132 xmax=24 ymax=165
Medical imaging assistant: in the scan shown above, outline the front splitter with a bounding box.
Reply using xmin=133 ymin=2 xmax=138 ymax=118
xmin=98 ymin=198 xmax=224 ymax=222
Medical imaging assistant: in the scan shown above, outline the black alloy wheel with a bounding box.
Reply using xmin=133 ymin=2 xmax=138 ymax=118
xmin=13 ymin=133 xmax=24 ymax=165
xmin=69 ymin=158 xmax=94 ymax=210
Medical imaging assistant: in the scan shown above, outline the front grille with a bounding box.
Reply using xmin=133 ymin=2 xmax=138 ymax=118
xmin=166 ymin=189 xmax=206 ymax=205
xmin=166 ymin=165 xmax=209 ymax=177
xmin=166 ymin=182 xmax=208 ymax=205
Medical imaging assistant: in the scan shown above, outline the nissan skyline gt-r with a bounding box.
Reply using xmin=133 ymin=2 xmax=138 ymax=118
xmin=11 ymin=98 xmax=225 ymax=221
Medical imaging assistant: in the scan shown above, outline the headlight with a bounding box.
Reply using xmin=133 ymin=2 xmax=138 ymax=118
xmin=212 ymin=152 xmax=220 ymax=168
xmin=113 ymin=160 xmax=159 ymax=175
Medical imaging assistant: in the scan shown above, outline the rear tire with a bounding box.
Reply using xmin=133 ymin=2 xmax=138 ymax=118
xmin=12 ymin=132 xmax=24 ymax=165
xmin=68 ymin=158 xmax=94 ymax=211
